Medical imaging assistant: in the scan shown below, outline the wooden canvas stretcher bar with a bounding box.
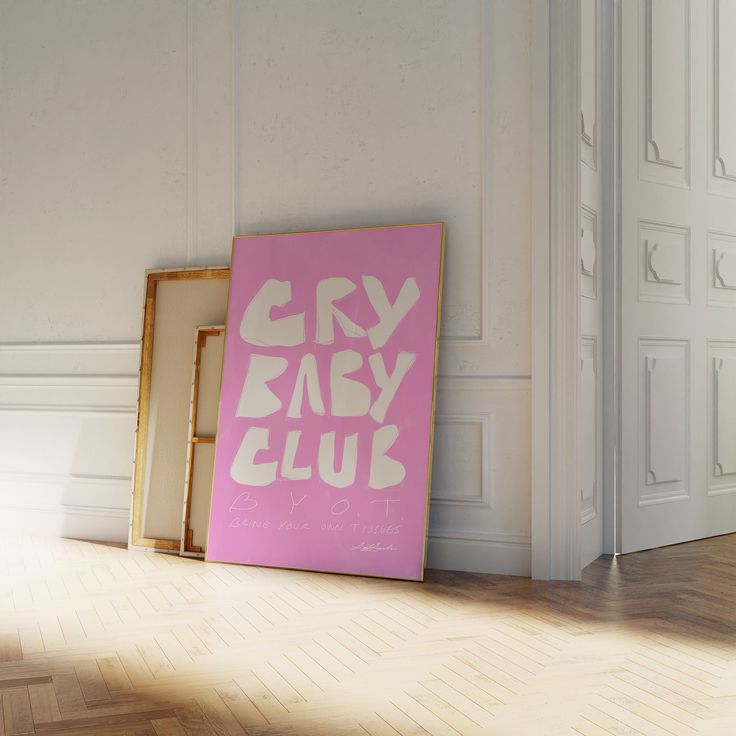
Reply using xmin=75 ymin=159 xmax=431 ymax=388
xmin=181 ymin=325 xmax=225 ymax=557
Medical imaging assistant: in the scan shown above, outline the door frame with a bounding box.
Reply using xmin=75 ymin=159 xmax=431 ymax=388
xmin=601 ymin=0 xmax=621 ymax=558
xmin=531 ymin=0 xmax=620 ymax=580
xmin=531 ymin=0 xmax=582 ymax=581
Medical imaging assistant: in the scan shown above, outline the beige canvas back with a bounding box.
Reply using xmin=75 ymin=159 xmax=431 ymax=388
xmin=130 ymin=269 xmax=229 ymax=551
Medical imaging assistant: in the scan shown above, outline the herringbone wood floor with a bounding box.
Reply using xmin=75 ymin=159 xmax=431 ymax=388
xmin=0 ymin=535 xmax=735 ymax=735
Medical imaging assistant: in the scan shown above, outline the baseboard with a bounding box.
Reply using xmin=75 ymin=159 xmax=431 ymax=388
xmin=426 ymin=530 xmax=531 ymax=576
xmin=0 ymin=504 xmax=129 ymax=543
xmin=0 ymin=471 xmax=131 ymax=543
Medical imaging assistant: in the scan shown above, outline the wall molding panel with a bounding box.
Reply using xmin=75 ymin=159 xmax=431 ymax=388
xmin=436 ymin=3 xmax=493 ymax=373
xmin=641 ymin=0 xmax=690 ymax=187
xmin=639 ymin=339 xmax=690 ymax=505
xmin=234 ymin=1 xmax=530 ymax=380
xmin=187 ymin=0 xmax=234 ymax=266
xmin=431 ymin=414 xmax=492 ymax=509
xmin=438 ymin=0 xmax=490 ymax=348
xmin=231 ymin=0 xmax=533 ymax=576
xmin=0 ymin=343 xmax=138 ymax=542
xmin=427 ymin=377 xmax=531 ymax=576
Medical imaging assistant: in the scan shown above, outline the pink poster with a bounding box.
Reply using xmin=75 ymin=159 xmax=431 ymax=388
xmin=207 ymin=223 xmax=444 ymax=580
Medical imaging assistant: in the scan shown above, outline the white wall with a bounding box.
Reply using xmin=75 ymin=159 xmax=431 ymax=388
xmin=0 ymin=0 xmax=532 ymax=575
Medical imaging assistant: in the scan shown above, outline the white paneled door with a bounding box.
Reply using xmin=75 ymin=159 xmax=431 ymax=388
xmin=620 ymin=0 xmax=736 ymax=553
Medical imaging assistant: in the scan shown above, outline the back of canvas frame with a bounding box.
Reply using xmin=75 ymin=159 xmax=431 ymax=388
xmin=130 ymin=268 xmax=229 ymax=551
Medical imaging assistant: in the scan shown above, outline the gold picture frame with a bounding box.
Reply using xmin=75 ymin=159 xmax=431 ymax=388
xmin=206 ymin=223 xmax=444 ymax=581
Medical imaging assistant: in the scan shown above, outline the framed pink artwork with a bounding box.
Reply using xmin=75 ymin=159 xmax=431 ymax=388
xmin=207 ymin=223 xmax=444 ymax=580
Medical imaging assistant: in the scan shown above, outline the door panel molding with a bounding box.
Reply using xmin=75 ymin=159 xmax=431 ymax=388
xmin=708 ymin=231 xmax=736 ymax=305
xmin=713 ymin=0 xmax=736 ymax=183
xmin=708 ymin=341 xmax=736 ymax=496
xmin=640 ymin=340 xmax=689 ymax=504
xmin=638 ymin=220 xmax=690 ymax=304
xmin=641 ymin=0 xmax=691 ymax=187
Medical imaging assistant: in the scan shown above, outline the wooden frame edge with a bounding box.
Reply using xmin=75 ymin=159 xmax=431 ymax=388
xmin=180 ymin=325 xmax=225 ymax=558
xmin=129 ymin=267 xmax=229 ymax=552
xmin=420 ymin=223 xmax=446 ymax=582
